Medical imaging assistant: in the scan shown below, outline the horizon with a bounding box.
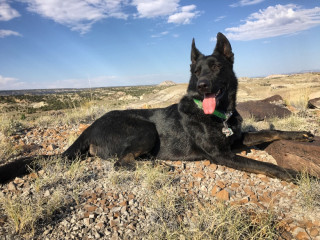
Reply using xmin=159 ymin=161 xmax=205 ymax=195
xmin=1 ymin=0 xmax=320 ymax=90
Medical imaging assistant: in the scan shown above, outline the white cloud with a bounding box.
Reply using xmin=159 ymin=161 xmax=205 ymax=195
xmin=214 ymin=16 xmax=226 ymax=22
xmin=225 ymin=4 xmax=320 ymax=41
xmin=230 ymin=0 xmax=264 ymax=8
xmin=132 ymin=0 xmax=179 ymax=18
xmin=133 ymin=0 xmax=199 ymax=25
xmin=151 ymin=31 xmax=169 ymax=38
xmin=167 ymin=4 xmax=199 ymax=25
xmin=0 ymin=0 xmax=20 ymax=21
xmin=0 ymin=29 xmax=22 ymax=38
xmin=22 ymin=0 xmax=129 ymax=34
xmin=0 ymin=75 xmax=26 ymax=90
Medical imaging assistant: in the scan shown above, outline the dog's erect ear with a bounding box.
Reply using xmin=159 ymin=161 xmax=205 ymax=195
xmin=191 ymin=38 xmax=202 ymax=64
xmin=213 ymin=32 xmax=234 ymax=64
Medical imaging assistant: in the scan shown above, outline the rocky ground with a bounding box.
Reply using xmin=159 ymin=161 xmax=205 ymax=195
xmin=0 ymin=123 xmax=320 ymax=240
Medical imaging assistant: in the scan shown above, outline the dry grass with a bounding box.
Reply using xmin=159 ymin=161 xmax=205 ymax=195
xmin=296 ymin=171 xmax=320 ymax=211
xmin=145 ymin=183 xmax=281 ymax=240
xmin=242 ymin=113 xmax=319 ymax=133
xmin=0 ymin=155 xmax=88 ymax=238
xmin=284 ymin=88 xmax=310 ymax=112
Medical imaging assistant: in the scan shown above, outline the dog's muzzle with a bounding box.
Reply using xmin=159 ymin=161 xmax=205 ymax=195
xmin=197 ymin=79 xmax=210 ymax=94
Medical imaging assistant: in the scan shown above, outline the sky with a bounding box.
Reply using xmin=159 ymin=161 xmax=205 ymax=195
xmin=0 ymin=0 xmax=320 ymax=90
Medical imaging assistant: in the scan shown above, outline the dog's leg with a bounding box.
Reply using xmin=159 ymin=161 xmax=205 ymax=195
xmin=214 ymin=154 xmax=298 ymax=182
xmin=114 ymin=153 xmax=137 ymax=171
xmin=242 ymin=130 xmax=314 ymax=146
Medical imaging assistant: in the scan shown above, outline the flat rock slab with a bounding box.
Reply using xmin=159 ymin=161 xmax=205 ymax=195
xmin=308 ymin=97 xmax=320 ymax=109
xmin=237 ymin=95 xmax=291 ymax=121
xmin=265 ymin=137 xmax=320 ymax=177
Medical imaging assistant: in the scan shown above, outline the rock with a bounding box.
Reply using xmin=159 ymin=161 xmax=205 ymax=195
xmin=295 ymin=230 xmax=310 ymax=240
xmin=216 ymin=189 xmax=230 ymax=201
xmin=310 ymin=228 xmax=319 ymax=237
xmin=78 ymin=124 xmax=90 ymax=133
xmin=7 ymin=182 xmax=16 ymax=191
xmin=47 ymin=144 xmax=57 ymax=151
xmin=265 ymin=137 xmax=320 ymax=177
xmin=237 ymin=95 xmax=291 ymax=121
xmin=308 ymin=97 xmax=320 ymax=109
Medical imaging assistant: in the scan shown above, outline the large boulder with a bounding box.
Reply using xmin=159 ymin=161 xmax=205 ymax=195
xmin=308 ymin=97 xmax=320 ymax=109
xmin=264 ymin=137 xmax=320 ymax=178
xmin=237 ymin=95 xmax=291 ymax=121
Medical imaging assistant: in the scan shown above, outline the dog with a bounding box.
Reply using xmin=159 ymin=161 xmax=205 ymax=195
xmin=0 ymin=32 xmax=314 ymax=183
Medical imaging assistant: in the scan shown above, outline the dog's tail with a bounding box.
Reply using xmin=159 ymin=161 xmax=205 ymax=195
xmin=0 ymin=131 xmax=91 ymax=184
xmin=0 ymin=155 xmax=47 ymax=184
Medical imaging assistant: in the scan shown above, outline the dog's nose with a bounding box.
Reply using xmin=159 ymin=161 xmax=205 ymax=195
xmin=197 ymin=80 xmax=209 ymax=93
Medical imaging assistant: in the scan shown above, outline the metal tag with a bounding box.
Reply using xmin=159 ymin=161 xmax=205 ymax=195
xmin=222 ymin=127 xmax=234 ymax=137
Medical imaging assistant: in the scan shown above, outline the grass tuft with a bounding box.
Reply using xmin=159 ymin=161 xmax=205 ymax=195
xmin=296 ymin=171 xmax=320 ymax=210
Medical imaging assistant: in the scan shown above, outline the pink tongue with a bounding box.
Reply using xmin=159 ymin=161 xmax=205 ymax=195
xmin=203 ymin=94 xmax=216 ymax=114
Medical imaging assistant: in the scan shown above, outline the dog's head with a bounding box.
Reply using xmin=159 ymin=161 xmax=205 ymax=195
xmin=187 ymin=32 xmax=238 ymax=114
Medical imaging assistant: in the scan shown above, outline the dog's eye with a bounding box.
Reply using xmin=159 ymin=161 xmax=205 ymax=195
xmin=194 ymin=67 xmax=201 ymax=75
xmin=211 ymin=64 xmax=221 ymax=71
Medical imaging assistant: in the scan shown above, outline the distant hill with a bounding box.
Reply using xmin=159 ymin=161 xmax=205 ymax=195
xmin=158 ymin=81 xmax=176 ymax=86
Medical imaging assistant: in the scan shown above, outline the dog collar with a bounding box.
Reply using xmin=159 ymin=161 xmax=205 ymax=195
xmin=193 ymin=98 xmax=228 ymax=120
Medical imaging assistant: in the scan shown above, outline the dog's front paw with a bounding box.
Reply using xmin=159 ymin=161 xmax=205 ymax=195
xmin=300 ymin=131 xmax=314 ymax=142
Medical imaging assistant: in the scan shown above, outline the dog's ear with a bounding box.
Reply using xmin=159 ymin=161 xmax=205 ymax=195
xmin=213 ymin=32 xmax=234 ymax=64
xmin=191 ymin=38 xmax=202 ymax=64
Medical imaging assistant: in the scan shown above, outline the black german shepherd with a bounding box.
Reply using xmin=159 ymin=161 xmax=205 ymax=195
xmin=0 ymin=33 xmax=313 ymax=183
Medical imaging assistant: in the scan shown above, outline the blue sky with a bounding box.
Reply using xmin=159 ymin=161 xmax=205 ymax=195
xmin=0 ymin=0 xmax=320 ymax=90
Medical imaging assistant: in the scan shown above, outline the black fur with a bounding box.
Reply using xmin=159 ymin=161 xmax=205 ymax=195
xmin=0 ymin=33 xmax=314 ymax=183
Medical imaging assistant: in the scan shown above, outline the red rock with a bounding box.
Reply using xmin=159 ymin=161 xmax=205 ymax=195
xmin=193 ymin=171 xmax=205 ymax=179
xmin=230 ymin=183 xmax=240 ymax=188
xmin=265 ymin=137 xmax=320 ymax=177
xmin=244 ymin=187 xmax=254 ymax=196
xmin=211 ymin=185 xmax=219 ymax=196
xmin=216 ymin=189 xmax=229 ymax=201
xmin=84 ymin=204 xmax=97 ymax=212
xmin=208 ymin=163 xmax=217 ymax=170
xmin=7 ymin=182 xmax=16 ymax=191
xmin=203 ymin=160 xmax=210 ymax=166
xmin=78 ymin=124 xmax=90 ymax=133
xmin=237 ymin=95 xmax=291 ymax=121
xmin=128 ymin=194 xmax=135 ymax=200
xmin=295 ymin=231 xmax=310 ymax=240
xmin=119 ymin=201 xmax=127 ymax=206
xmin=310 ymin=228 xmax=319 ymax=237
xmin=216 ymin=180 xmax=226 ymax=189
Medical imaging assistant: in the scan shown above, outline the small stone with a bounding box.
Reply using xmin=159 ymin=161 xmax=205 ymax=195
xmin=111 ymin=207 xmax=122 ymax=213
xmin=84 ymin=204 xmax=97 ymax=212
xmin=44 ymin=190 xmax=50 ymax=197
xmin=216 ymin=189 xmax=229 ymax=201
xmin=230 ymin=183 xmax=240 ymax=188
xmin=110 ymin=219 xmax=120 ymax=227
xmin=208 ymin=164 xmax=217 ymax=170
xmin=211 ymin=185 xmax=219 ymax=196
xmin=296 ymin=231 xmax=310 ymax=240
xmin=83 ymin=218 xmax=91 ymax=226
xmin=193 ymin=171 xmax=205 ymax=179
xmin=216 ymin=180 xmax=226 ymax=189
xmin=203 ymin=160 xmax=210 ymax=166
xmin=310 ymin=228 xmax=319 ymax=237
xmin=7 ymin=182 xmax=16 ymax=191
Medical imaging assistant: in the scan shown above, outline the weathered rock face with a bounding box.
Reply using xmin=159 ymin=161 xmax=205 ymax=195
xmin=308 ymin=97 xmax=320 ymax=109
xmin=237 ymin=95 xmax=291 ymax=121
xmin=264 ymin=137 xmax=320 ymax=178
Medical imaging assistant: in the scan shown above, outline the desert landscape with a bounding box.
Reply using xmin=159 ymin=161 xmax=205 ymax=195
xmin=0 ymin=72 xmax=320 ymax=239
